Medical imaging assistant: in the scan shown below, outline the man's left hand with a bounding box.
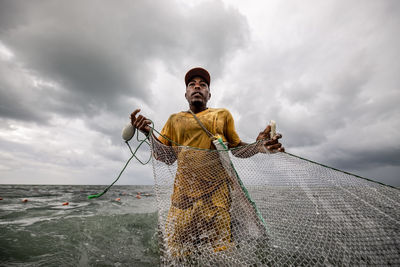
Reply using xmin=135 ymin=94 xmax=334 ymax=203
xmin=256 ymin=125 xmax=285 ymax=152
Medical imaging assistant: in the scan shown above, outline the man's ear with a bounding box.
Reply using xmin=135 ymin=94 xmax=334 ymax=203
xmin=185 ymin=91 xmax=188 ymax=100
xmin=208 ymin=91 xmax=211 ymax=100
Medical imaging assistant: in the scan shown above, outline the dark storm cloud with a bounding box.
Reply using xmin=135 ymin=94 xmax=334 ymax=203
xmin=328 ymin=147 xmax=400 ymax=170
xmin=0 ymin=61 xmax=52 ymax=122
xmin=0 ymin=0 xmax=249 ymax=124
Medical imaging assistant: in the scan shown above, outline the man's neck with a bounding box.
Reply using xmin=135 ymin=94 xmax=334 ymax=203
xmin=189 ymin=104 xmax=208 ymax=114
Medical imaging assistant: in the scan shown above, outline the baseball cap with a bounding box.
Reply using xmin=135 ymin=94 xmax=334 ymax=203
xmin=185 ymin=67 xmax=211 ymax=86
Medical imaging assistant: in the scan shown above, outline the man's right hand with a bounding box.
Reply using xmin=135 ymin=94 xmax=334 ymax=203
xmin=256 ymin=125 xmax=285 ymax=152
xmin=131 ymin=109 xmax=151 ymax=136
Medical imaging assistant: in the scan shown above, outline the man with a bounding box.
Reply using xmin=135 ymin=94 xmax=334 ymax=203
xmin=131 ymin=67 xmax=284 ymax=255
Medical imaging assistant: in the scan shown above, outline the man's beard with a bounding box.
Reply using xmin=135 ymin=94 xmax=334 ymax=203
xmin=190 ymin=99 xmax=205 ymax=107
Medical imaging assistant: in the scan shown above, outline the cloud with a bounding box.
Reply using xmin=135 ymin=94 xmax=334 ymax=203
xmin=0 ymin=0 xmax=250 ymax=185
xmin=215 ymin=0 xmax=400 ymax=185
xmin=0 ymin=0 xmax=249 ymax=124
xmin=0 ymin=0 xmax=398 ymax=187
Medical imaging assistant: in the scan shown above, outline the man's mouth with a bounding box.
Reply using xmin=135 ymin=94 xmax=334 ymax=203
xmin=192 ymin=92 xmax=202 ymax=97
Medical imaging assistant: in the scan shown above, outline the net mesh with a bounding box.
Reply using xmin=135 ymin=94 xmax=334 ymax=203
xmin=149 ymin=135 xmax=400 ymax=266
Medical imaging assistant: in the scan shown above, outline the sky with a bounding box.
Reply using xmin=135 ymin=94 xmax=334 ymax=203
xmin=0 ymin=0 xmax=399 ymax=186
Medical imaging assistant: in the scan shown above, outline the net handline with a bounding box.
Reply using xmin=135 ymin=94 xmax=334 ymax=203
xmin=154 ymin=125 xmax=396 ymax=189
xmin=88 ymin=121 xmax=397 ymax=200
xmin=284 ymin=152 xmax=399 ymax=190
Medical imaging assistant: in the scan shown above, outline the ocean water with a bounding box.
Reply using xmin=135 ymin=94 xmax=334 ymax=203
xmin=0 ymin=184 xmax=160 ymax=266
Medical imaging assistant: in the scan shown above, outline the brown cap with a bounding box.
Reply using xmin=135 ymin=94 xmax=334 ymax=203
xmin=185 ymin=67 xmax=211 ymax=86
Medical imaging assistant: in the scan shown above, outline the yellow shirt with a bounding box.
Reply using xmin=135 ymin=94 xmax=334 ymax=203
xmin=158 ymin=108 xmax=241 ymax=207
xmin=158 ymin=108 xmax=241 ymax=149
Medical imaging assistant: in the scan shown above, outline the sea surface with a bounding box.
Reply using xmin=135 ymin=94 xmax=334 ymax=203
xmin=0 ymin=184 xmax=159 ymax=266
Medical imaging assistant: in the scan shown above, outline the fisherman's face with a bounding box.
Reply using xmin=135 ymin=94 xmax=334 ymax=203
xmin=185 ymin=76 xmax=211 ymax=107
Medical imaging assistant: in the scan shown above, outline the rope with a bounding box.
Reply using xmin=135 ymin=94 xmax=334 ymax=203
xmin=188 ymin=109 xmax=215 ymax=139
xmin=87 ymin=124 xmax=153 ymax=199
xmin=216 ymin=137 xmax=269 ymax=232
xmin=284 ymin=152 xmax=399 ymax=190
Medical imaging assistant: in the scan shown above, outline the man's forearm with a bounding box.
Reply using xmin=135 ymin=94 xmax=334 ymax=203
xmin=230 ymin=141 xmax=259 ymax=158
xmin=151 ymin=134 xmax=177 ymax=165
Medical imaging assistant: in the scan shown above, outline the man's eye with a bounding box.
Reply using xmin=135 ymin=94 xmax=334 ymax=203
xmin=200 ymin=83 xmax=207 ymax=87
xmin=188 ymin=83 xmax=195 ymax=86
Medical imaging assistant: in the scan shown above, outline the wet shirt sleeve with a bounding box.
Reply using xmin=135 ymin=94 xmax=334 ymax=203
xmin=224 ymin=110 xmax=241 ymax=147
xmin=158 ymin=116 xmax=173 ymax=146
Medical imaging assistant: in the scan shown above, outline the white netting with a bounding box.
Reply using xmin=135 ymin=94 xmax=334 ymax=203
xmin=150 ymin=135 xmax=400 ymax=266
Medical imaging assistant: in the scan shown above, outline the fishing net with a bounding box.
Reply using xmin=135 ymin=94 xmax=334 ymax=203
xmin=149 ymin=135 xmax=400 ymax=266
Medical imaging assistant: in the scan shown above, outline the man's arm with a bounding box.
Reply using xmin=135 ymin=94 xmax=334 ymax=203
xmin=130 ymin=109 xmax=177 ymax=164
xmin=231 ymin=125 xmax=285 ymax=158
